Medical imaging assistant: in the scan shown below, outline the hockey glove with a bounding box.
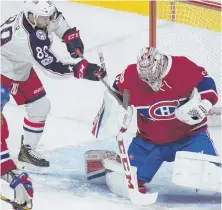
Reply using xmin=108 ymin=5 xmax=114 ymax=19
xmin=62 ymin=27 xmax=84 ymax=58
xmin=10 ymin=172 xmax=33 ymax=207
xmin=92 ymin=90 xmax=132 ymax=140
xmin=73 ymin=60 xmax=107 ymax=81
xmin=175 ymin=88 xmax=212 ymax=125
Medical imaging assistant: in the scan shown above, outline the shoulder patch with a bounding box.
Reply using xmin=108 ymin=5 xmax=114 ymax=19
xmin=120 ymin=70 xmax=125 ymax=83
xmin=201 ymin=69 xmax=208 ymax=76
xmin=36 ymin=30 xmax=47 ymax=40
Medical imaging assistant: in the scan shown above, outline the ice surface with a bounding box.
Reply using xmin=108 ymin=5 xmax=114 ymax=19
xmin=1 ymin=1 xmax=221 ymax=210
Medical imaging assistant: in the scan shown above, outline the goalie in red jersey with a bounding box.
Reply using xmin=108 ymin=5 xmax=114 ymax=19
xmin=1 ymin=84 xmax=34 ymax=209
xmin=89 ymin=47 xmax=221 ymax=199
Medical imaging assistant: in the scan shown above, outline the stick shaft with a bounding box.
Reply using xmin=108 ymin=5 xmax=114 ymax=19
xmin=1 ymin=195 xmax=30 ymax=210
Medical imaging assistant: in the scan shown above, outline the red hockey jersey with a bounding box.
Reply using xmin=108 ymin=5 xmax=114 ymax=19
xmin=1 ymin=114 xmax=16 ymax=175
xmin=113 ymin=56 xmax=218 ymax=144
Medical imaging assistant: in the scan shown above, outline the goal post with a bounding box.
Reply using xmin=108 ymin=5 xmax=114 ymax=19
xmin=149 ymin=1 xmax=156 ymax=47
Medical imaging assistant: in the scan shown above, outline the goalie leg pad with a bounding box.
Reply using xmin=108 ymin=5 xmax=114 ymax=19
xmin=85 ymin=150 xmax=120 ymax=184
xmin=106 ymin=171 xmax=130 ymax=199
xmin=172 ymin=151 xmax=221 ymax=192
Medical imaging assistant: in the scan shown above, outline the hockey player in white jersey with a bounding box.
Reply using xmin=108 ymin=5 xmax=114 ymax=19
xmin=0 ymin=0 xmax=106 ymax=167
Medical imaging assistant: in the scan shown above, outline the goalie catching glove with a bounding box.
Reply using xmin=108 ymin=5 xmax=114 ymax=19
xmin=175 ymin=88 xmax=213 ymax=125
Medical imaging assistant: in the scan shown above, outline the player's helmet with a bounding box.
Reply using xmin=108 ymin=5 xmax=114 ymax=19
xmin=0 ymin=84 xmax=10 ymax=111
xmin=137 ymin=47 xmax=167 ymax=92
xmin=24 ymin=0 xmax=57 ymax=28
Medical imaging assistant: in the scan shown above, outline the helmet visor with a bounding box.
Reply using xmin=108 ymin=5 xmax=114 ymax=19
xmin=36 ymin=11 xmax=57 ymax=28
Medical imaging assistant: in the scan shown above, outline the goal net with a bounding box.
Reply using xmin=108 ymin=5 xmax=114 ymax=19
xmin=149 ymin=0 xmax=221 ymax=126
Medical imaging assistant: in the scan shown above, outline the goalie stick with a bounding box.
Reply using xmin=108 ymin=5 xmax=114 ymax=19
xmin=96 ymin=49 xmax=158 ymax=205
xmin=96 ymin=47 xmax=126 ymax=109
xmin=1 ymin=195 xmax=31 ymax=210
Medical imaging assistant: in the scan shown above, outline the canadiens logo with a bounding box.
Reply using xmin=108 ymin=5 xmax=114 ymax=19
xmin=36 ymin=30 xmax=47 ymax=40
xmin=138 ymin=100 xmax=180 ymax=121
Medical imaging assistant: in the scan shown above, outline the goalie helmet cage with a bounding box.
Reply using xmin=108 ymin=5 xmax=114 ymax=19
xmin=149 ymin=0 xmax=222 ymax=126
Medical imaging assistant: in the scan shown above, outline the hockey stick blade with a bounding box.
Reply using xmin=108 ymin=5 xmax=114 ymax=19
xmin=128 ymin=183 xmax=158 ymax=205
xmin=128 ymin=166 xmax=158 ymax=205
xmin=129 ymin=190 xmax=158 ymax=205
xmin=96 ymin=47 xmax=126 ymax=108
xmin=1 ymin=195 xmax=31 ymax=210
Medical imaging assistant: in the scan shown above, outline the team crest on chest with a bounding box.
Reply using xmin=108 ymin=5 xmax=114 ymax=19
xmin=36 ymin=30 xmax=47 ymax=40
xmin=138 ymin=100 xmax=180 ymax=121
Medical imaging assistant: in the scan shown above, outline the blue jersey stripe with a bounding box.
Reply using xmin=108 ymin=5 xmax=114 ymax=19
xmin=197 ymin=77 xmax=217 ymax=94
xmin=0 ymin=153 xmax=10 ymax=160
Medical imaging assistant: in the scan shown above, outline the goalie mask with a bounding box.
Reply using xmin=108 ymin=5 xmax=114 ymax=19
xmin=24 ymin=0 xmax=57 ymax=29
xmin=137 ymin=47 xmax=167 ymax=91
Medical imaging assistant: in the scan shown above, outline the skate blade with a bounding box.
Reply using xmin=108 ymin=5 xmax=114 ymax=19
xmin=16 ymin=161 xmax=50 ymax=174
xmin=16 ymin=160 xmax=80 ymax=175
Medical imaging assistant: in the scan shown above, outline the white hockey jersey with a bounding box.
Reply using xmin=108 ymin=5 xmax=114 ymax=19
xmin=0 ymin=10 xmax=74 ymax=81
